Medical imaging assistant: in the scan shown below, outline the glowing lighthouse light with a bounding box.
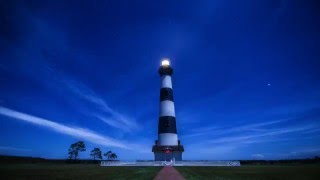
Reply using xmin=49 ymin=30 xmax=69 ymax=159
xmin=161 ymin=59 xmax=170 ymax=66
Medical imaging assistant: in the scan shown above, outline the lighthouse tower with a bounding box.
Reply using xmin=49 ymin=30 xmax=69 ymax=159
xmin=152 ymin=59 xmax=184 ymax=161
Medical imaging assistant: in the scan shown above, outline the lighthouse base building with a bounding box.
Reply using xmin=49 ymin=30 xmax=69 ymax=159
xmin=152 ymin=59 xmax=184 ymax=161
xmin=152 ymin=142 xmax=184 ymax=161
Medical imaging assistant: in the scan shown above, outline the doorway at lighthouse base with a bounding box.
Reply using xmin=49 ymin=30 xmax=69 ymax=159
xmin=152 ymin=145 xmax=184 ymax=161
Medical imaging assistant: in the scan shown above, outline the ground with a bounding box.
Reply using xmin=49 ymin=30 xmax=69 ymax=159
xmin=0 ymin=164 xmax=161 ymax=180
xmin=154 ymin=166 xmax=185 ymax=180
xmin=0 ymin=164 xmax=320 ymax=180
xmin=176 ymin=165 xmax=320 ymax=180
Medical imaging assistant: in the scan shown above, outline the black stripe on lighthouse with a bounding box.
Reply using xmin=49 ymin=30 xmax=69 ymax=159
xmin=160 ymin=88 xmax=174 ymax=101
xmin=158 ymin=116 xmax=177 ymax=133
xmin=158 ymin=66 xmax=173 ymax=76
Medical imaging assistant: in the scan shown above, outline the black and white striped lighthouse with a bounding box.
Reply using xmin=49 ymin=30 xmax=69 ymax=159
xmin=152 ymin=59 xmax=184 ymax=161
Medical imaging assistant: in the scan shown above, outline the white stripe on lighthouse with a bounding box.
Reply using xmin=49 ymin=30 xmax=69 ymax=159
xmin=158 ymin=133 xmax=178 ymax=145
xmin=161 ymin=75 xmax=172 ymax=89
xmin=159 ymin=100 xmax=175 ymax=117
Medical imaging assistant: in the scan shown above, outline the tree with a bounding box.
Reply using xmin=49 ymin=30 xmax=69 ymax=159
xmin=104 ymin=151 xmax=112 ymax=160
xmin=90 ymin=148 xmax=102 ymax=160
xmin=110 ymin=153 xmax=117 ymax=160
xmin=68 ymin=141 xmax=86 ymax=160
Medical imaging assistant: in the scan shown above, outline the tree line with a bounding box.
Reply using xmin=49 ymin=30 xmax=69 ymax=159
xmin=68 ymin=141 xmax=117 ymax=161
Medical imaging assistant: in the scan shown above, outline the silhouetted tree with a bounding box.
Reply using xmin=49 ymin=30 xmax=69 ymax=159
xmin=104 ymin=151 xmax=112 ymax=160
xmin=90 ymin=148 xmax=102 ymax=160
xmin=68 ymin=141 xmax=86 ymax=160
xmin=110 ymin=153 xmax=117 ymax=160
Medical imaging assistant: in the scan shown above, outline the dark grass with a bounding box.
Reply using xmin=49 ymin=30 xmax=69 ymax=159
xmin=176 ymin=165 xmax=320 ymax=180
xmin=2 ymin=164 xmax=320 ymax=180
xmin=0 ymin=164 xmax=161 ymax=180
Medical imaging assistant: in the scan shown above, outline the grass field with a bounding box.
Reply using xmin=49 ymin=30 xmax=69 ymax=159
xmin=176 ymin=165 xmax=320 ymax=180
xmin=0 ymin=164 xmax=320 ymax=180
xmin=0 ymin=164 xmax=161 ymax=180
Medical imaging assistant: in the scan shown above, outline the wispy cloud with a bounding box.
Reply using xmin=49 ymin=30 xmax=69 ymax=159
xmin=252 ymin=154 xmax=265 ymax=159
xmin=238 ymin=135 xmax=320 ymax=145
xmin=183 ymin=119 xmax=289 ymax=138
xmin=2 ymin=13 xmax=138 ymax=133
xmin=63 ymin=78 xmax=140 ymax=132
xmin=184 ymin=121 xmax=320 ymax=159
xmin=208 ymin=125 xmax=316 ymax=145
xmin=0 ymin=106 xmax=130 ymax=149
xmin=94 ymin=115 xmax=135 ymax=133
xmin=303 ymin=128 xmax=320 ymax=134
xmin=47 ymin=67 xmax=139 ymax=132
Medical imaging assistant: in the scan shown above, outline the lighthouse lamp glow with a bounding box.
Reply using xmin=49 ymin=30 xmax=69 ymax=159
xmin=161 ymin=59 xmax=170 ymax=66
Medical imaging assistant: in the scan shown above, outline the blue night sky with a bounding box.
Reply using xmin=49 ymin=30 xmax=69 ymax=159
xmin=0 ymin=0 xmax=320 ymax=160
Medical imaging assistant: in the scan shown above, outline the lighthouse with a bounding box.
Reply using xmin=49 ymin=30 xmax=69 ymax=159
xmin=152 ymin=59 xmax=184 ymax=161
